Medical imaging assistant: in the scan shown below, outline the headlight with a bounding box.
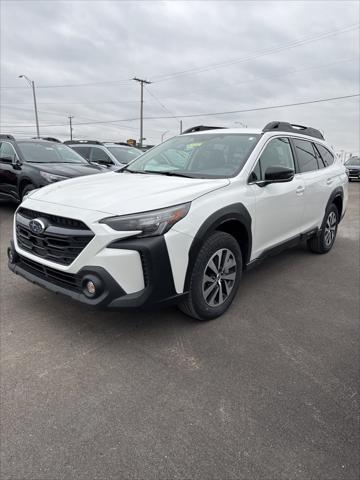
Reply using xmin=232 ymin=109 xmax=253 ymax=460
xmin=40 ymin=171 xmax=69 ymax=183
xmin=100 ymin=203 xmax=191 ymax=238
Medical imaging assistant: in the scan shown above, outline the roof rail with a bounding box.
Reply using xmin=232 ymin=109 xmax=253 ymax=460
xmin=111 ymin=142 xmax=131 ymax=146
xmin=34 ymin=136 xmax=62 ymax=143
xmin=263 ymin=121 xmax=324 ymax=140
xmin=63 ymin=140 xmax=103 ymax=145
xmin=181 ymin=125 xmax=227 ymax=134
xmin=0 ymin=134 xmax=15 ymax=140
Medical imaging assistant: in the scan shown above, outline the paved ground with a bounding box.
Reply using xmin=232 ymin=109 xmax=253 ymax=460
xmin=0 ymin=184 xmax=359 ymax=480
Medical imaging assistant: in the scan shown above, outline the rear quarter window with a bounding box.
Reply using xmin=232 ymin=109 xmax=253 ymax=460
xmin=315 ymin=144 xmax=335 ymax=167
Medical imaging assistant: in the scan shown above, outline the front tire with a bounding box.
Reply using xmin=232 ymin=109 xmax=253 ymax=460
xmin=21 ymin=184 xmax=35 ymax=201
xmin=179 ymin=231 xmax=242 ymax=320
xmin=307 ymin=204 xmax=339 ymax=254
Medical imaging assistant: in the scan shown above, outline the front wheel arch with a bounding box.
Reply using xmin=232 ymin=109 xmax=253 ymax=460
xmin=184 ymin=204 xmax=252 ymax=292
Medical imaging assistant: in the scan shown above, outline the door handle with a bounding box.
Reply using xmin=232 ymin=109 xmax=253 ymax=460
xmin=326 ymin=178 xmax=334 ymax=185
xmin=296 ymin=186 xmax=305 ymax=195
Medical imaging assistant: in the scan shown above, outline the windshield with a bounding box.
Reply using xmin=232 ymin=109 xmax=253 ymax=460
xmin=345 ymin=157 xmax=360 ymax=166
xmin=107 ymin=146 xmax=142 ymax=164
xmin=17 ymin=142 xmax=88 ymax=164
xmin=125 ymin=133 xmax=260 ymax=178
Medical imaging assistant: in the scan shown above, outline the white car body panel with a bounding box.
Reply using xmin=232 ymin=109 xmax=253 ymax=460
xmin=28 ymin=171 xmax=229 ymax=215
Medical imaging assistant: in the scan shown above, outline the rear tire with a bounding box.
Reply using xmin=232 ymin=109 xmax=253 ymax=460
xmin=178 ymin=231 xmax=242 ymax=321
xmin=307 ymin=204 xmax=339 ymax=254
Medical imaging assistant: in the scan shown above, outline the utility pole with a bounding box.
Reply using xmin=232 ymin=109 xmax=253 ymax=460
xmin=180 ymin=120 xmax=183 ymax=134
xmin=68 ymin=116 xmax=74 ymax=141
xmin=133 ymin=77 xmax=151 ymax=148
xmin=19 ymin=75 xmax=40 ymax=137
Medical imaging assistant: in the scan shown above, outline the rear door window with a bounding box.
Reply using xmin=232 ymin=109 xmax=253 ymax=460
xmin=293 ymin=139 xmax=318 ymax=173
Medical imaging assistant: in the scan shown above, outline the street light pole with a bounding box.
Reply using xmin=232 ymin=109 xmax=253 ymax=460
xmin=19 ymin=75 xmax=40 ymax=137
xmin=133 ymin=77 xmax=151 ymax=148
xmin=68 ymin=116 xmax=74 ymax=141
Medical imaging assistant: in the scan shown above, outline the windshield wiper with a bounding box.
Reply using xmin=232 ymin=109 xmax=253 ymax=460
xmin=118 ymin=168 xmax=148 ymax=174
xmin=143 ymin=170 xmax=194 ymax=178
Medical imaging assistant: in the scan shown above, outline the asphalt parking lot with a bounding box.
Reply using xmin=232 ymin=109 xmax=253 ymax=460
xmin=0 ymin=184 xmax=359 ymax=480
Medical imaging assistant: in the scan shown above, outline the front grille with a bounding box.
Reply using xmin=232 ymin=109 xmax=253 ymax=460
xmin=17 ymin=254 xmax=81 ymax=292
xmin=19 ymin=207 xmax=89 ymax=229
xmin=16 ymin=208 xmax=94 ymax=266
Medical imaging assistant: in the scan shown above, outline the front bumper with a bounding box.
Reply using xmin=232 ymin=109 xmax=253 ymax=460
xmin=348 ymin=169 xmax=360 ymax=179
xmin=8 ymin=237 xmax=187 ymax=309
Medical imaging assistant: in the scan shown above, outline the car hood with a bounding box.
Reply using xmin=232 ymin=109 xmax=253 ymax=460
xmin=30 ymin=162 xmax=102 ymax=176
xmin=29 ymin=171 xmax=230 ymax=215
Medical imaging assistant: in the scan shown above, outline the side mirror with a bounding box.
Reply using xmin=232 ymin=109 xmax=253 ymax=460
xmin=264 ymin=166 xmax=294 ymax=184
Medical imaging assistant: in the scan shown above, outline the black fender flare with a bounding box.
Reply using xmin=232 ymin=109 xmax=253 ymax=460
xmin=325 ymin=186 xmax=344 ymax=221
xmin=184 ymin=203 xmax=252 ymax=291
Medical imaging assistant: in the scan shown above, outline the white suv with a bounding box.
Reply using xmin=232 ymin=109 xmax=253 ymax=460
xmin=8 ymin=122 xmax=348 ymax=320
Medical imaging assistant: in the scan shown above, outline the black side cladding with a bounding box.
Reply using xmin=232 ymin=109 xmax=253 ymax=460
xmin=107 ymin=235 xmax=182 ymax=306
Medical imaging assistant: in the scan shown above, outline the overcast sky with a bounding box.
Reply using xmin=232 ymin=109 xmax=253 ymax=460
xmin=0 ymin=0 xmax=359 ymax=153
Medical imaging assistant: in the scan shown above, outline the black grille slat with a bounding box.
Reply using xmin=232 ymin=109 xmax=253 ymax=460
xmin=18 ymin=208 xmax=89 ymax=230
xmin=16 ymin=209 xmax=94 ymax=266
xmin=18 ymin=255 xmax=81 ymax=292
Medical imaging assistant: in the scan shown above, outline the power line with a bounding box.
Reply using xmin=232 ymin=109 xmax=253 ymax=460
xmin=0 ymin=79 xmax=132 ymax=90
xmin=1 ymin=94 xmax=358 ymax=128
xmin=1 ymin=100 xmax=140 ymax=106
xmin=2 ymin=57 xmax=356 ymax=111
xmin=151 ymin=24 xmax=359 ymax=82
xmin=1 ymin=24 xmax=358 ymax=90
xmin=144 ymin=85 xmax=178 ymax=118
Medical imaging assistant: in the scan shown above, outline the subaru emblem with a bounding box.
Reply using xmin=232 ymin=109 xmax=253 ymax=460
xmin=29 ymin=218 xmax=46 ymax=235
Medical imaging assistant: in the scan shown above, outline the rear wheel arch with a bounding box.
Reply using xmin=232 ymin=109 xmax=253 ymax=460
xmin=184 ymin=203 xmax=252 ymax=291
xmin=326 ymin=187 xmax=343 ymax=221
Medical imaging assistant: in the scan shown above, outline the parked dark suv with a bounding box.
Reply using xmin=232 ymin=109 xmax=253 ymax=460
xmin=0 ymin=135 xmax=102 ymax=202
xmin=345 ymin=156 xmax=360 ymax=181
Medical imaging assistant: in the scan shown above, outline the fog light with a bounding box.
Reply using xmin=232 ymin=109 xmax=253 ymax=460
xmin=82 ymin=275 xmax=103 ymax=298
xmin=86 ymin=280 xmax=96 ymax=295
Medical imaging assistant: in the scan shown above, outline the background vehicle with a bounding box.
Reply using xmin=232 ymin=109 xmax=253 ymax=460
xmin=0 ymin=135 xmax=102 ymax=202
xmin=8 ymin=122 xmax=348 ymax=320
xmin=65 ymin=140 xmax=142 ymax=168
xmin=345 ymin=156 xmax=360 ymax=181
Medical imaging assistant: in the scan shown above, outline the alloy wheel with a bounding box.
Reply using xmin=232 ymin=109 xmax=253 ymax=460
xmin=202 ymin=248 xmax=237 ymax=307
xmin=324 ymin=211 xmax=337 ymax=247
